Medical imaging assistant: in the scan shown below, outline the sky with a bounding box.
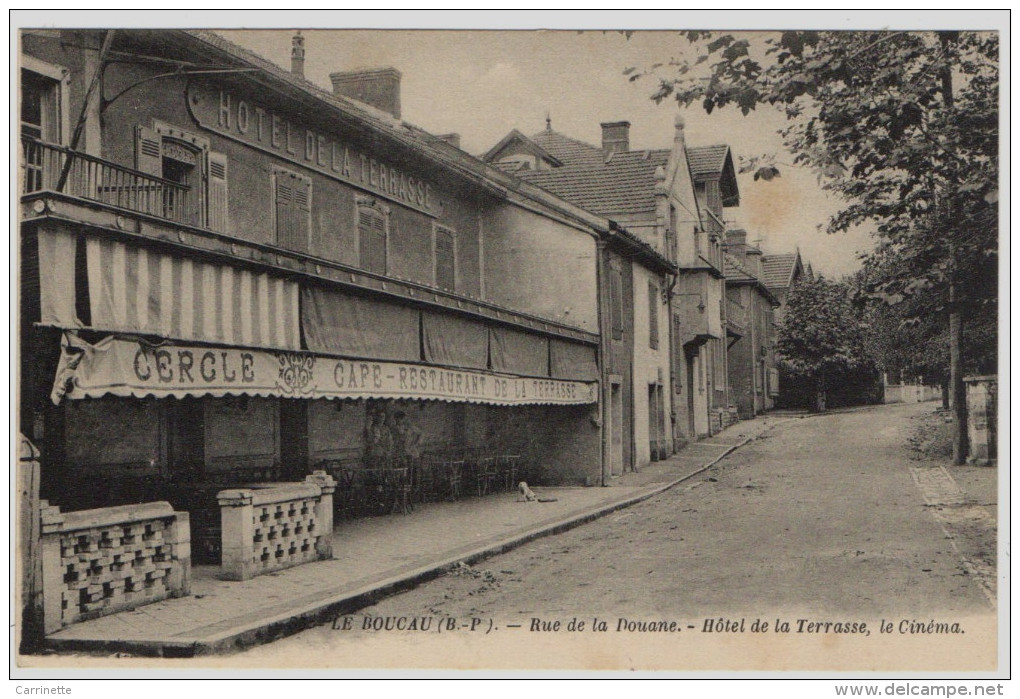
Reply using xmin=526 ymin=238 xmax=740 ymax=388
xmin=218 ymin=28 xmax=874 ymax=278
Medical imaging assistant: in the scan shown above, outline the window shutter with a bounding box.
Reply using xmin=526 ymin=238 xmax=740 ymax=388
xmin=207 ymin=151 xmax=228 ymax=233
xmin=275 ymin=172 xmax=293 ymax=248
xmin=292 ymin=174 xmax=310 ymax=252
xmin=610 ymin=264 xmax=624 ymax=341
xmin=358 ymin=208 xmax=387 ymax=275
xmin=649 ymin=281 xmax=659 ymax=350
xmin=435 ymin=226 xmax=455 ymax=290
xmin=135 ymin=126 xmax=162 ymax=176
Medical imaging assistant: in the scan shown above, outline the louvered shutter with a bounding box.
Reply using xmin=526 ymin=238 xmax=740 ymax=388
xmin=358 ymin=208 xmax=386 ymax=275
xmin=673 ymin=314 xmax=683 ymax=393
xmin=435 ymin=226 xmax=455 ymax=290
xmin=610 ymin=263 xmax=624 ymax=340
xmin=292 ymin=175 xmax=310 ymax=253
xmin=207 ymin=151 xmax=228 ymax=233
xmin=649 ymin=281 xmax=659 ymax=350
xmin=275 ymin=172 xmax=293 ymax=248
xmin=135 ymin=126 xmax=162 ymax=176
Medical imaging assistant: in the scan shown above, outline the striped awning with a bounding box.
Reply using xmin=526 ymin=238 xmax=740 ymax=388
xmin=85 ymin=236 xmax=300 ymax=350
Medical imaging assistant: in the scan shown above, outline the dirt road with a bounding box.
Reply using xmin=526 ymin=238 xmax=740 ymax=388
xmin=238 ymin=402 xmax=997 ymax=667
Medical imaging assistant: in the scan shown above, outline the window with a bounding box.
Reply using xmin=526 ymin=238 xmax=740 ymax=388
xmin=610 ymin=261 xmax=624 ymax=340
xmin=357 ymin=199 xmax=388 ymax=275
xmin=666 ymin=205 xmax=678 ymax=263
xmin=134 ymin=121 xmax=227 ymax=231
xmin=434 ymin=225 xmax=456 ymax=291
xmin=714 ymin=338 xmax=726 ymax=390
xmin=648 ymin=281 xmax=659 ymax=350
xmin=21 ymin=59 xmax=65 ymax=142
xmin=274 ymin=168 xmax=311 ymax=253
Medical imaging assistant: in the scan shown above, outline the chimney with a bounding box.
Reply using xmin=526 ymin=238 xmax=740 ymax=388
xmin=330 ymin=67 xmax=402 ymax=119
xmin=726 ymin=228 xmax=748 ymax=261
xmin=291 ymin=32 xmax=305 ymax=78
xmin=600 ymin=121 xmax=630 ymax=157
xmin=435 ymin=133 xmax=461 ymax=149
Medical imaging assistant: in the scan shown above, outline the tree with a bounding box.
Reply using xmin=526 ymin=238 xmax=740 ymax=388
xmin=776 ymin=276 xmax=878 ymax=411
xmin=632 ymin=30 xmax=998 ymax=461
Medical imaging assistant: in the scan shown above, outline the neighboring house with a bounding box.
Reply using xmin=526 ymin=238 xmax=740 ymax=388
xmin=19 ymin=28 xmax=623 ymax=530
xmin=484 ymin=116 xmax=733 ymax=452
xmin=723 ymin=229 xmax=780 ymax=419
xmin=686 ymin=144 xmax=740 ymax=434
xmin=484 ymin=119 xmax=680 ymax=467
xmin=761 ymin=250 xmax=807 ymax=323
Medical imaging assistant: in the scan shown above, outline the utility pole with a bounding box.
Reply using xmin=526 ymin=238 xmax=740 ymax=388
xmin=940 ymin=31 xmax=968 ymax=465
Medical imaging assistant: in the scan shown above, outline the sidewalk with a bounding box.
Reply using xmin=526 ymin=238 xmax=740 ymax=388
xmin=44 ymin=414 xmax=789 ymax=657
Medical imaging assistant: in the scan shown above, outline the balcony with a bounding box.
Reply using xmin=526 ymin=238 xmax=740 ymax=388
xmin=675 ymin=275 xmax=722 ymax=346
xmin=21 ymin=137 xmax=196 ymax=227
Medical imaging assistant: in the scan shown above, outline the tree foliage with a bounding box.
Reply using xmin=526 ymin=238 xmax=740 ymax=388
xmin=632 ymin=30 xmax=998 ymax=316
xmin=776 ymin=276 xmax=875 ymax=381
xmin=632 ymin=30 xmax=998 ymax=416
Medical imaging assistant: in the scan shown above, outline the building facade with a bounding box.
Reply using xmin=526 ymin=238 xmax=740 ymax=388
xmin=484 ymin=118 xmax=690 ymax=468
xmin=20 ymin=29 xmax=619 ymax=528
xmin=723 ymin=230 xmax=780 ymax=419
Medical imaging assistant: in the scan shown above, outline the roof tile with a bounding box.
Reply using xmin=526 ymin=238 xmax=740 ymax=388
xmin=687 ymin=144 xmax=730 ymax=179
xmin=761 ymin=253 xmax=799 ymax=289
xmin=513 ymin=130 xmax=671 ymax=216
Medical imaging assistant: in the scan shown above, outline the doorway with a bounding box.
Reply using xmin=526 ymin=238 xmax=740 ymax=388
xmin=686 ymin=353 xmax=697 ymax=438
xmin=648 ymin=384 xmax=664 ymax=462
xmin=610 ymin=380 xmax=623 ymax=477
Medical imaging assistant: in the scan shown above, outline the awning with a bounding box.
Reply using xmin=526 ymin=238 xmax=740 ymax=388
xmin=85 ymin=236 xmax=300 ymax=350
xmin=302 ymin=286 xmax=419 ymax=362
xmin=51 ymin=334 xmax=598 ymax=407
xmin=37 ymin=228 xmax=82 ymax=328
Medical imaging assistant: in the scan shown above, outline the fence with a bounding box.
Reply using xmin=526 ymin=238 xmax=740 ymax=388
xmin=21 ymin=137 xmax=195 ymax=226
xmin=216 ymin=472 xmax=336 ymax=581
xmin=39 ymin=501 xmax=191 ymax=634
xmin=883 ymin=380 xmax=940 ymax=404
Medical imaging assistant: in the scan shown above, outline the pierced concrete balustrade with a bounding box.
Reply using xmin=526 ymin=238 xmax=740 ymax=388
xmin=40 ymin=501 xmax=191 ymax=634
xmin=216 ymin=471 xmax=336 ymax=581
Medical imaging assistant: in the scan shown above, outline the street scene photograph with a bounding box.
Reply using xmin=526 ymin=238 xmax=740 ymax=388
xmin=13 ymin=11 xmax=1005 ymax=682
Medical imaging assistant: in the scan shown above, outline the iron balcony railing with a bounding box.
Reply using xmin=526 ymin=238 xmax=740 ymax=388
xmin=21 ymin=136 xmax=196 ymax=227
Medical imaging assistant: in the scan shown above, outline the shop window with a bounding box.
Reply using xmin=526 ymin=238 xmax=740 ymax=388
xmin=274 ymin=167 xmax=311 ymax=253
xmin=434 ymin=224 xmax=456 ymax=291
xmin=357 ymin=200 xmax=388 ymax=275
xmin=648 ymin=281 xmax=660 ymax=350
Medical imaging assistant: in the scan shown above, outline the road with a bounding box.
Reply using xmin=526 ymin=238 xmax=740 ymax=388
xmin=238 ymin=402 xmax=997 ymax=667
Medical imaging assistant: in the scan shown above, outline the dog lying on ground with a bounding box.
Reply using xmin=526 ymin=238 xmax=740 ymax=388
xmin=518 ymin=481 xmax=558 ymax=503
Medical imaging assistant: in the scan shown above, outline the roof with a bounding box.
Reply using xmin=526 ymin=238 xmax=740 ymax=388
xmin=529 ymin=129 xmax=606 ymax=169
xmin=482 ymin=129 xmax=673 ymax=267
xmin=687 ymin=145 xmax=731 ymax=179
xmin=519 ymin=148 xmax=671 ymax=216
xmin=687 ymin=144 xmax=739 ymax=207
xmin=485 ymin=128 xmax=670 ymax=216
xmin=725 ymin=253 xmax=781 ymax=305
xmin=761 ymin=252 xmax=802 ymax=290
xmin=481 ymin=129 xmax=562 ymax=168
xmin=165 ymin=31 xmax=615 ymax=237
xmin=723 ymin=253 xmax=756 ymax=282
